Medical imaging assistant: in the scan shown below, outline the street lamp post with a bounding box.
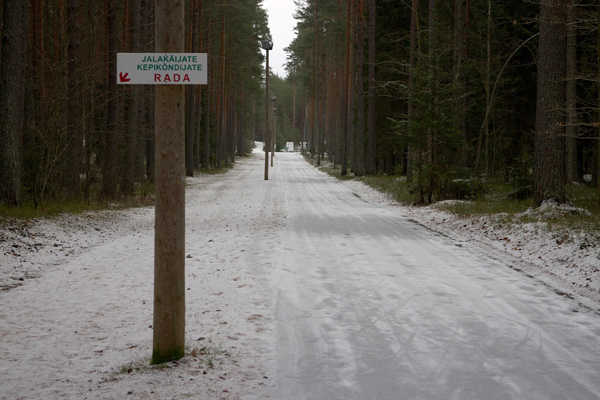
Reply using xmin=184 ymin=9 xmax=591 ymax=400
xmin=261 ymin=40 xmax=273 ymax=180
xmin=271 ymin=96 xmax=276 ymax=167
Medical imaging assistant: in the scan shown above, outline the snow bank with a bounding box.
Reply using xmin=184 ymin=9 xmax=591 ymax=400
xmin=343 ymin=180 xmax=600 ymax=308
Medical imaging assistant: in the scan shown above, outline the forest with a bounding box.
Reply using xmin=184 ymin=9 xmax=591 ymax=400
xmin=282 ymin=0 xmax=600 ymax=207
xmin=0 ymin=0 xmax=270 ymax=208
xmin=1 ymin=0 xmax=599 ymax=210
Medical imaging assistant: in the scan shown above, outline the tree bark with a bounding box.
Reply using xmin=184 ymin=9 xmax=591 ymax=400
xmin=349 ymin=0 xmax=356 ymax=172
xmin=484 ymin=0 xmax=491 ymax=176
xmin=565 ymin=0 xmax=577 ymax=183
xmin=315 ymin=0 xmax=320 ymax=165
xmin=185 ymin=0 xmax=197 ymax=176
xmin=122 ymin=0 xmax=141 ymax=194
xmin=101 ymin=0 xmax=119 ymax=199
xmin=597 ymin=0 xmax=600 ymax=207
xmin=366 ymin=0 xmax=376 ymax=175
xmin=341 ymin=0 xmax=351 ymax=175
xmin=534 ymin=0 xmax=568 ymax=206
xmin=355 ymin=0 xmax=366 ymax=177
xmin=238 ymin=85 xmax=245 ymax=156
xmin=205 ymin=4 xmax=211 ymax=169
xmin=0 ymin=0 xmax=28 ymax=206
xmin=428 ymin=0 xmax=436 ymax=203
xmin=195 ymin=0 xmax=202 ymax=168
xmin=407 ymin=0 xmax=417 ymax=183
xmin=142 ymin=0 xmax=155 ymax=183
xmin=454 ymin=0 xmax=467 ymax=166
xmin=64 ymin=0 xmax=83 ymax=198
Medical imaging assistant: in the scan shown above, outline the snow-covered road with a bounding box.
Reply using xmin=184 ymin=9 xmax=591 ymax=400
xmin=273 ymin=152 xmax=600 ymax=399
xmin=2 ymin=148 xmax=600 ymax=399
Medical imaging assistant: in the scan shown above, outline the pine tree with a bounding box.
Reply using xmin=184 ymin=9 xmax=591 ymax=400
xmin=534 ymin=0 xmax=568 ymax=205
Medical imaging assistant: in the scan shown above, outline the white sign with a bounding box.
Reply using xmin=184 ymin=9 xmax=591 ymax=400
xmin=117 ymin=53 xmax=207 ymax=85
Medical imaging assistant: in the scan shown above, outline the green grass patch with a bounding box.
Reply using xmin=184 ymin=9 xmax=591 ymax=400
xmin=0 ymin=200 xmax=110 ymax=220
xmin=0 ymin=194 xmax=156 ymax=221
xmin=196 ymin=164 xmax=234 ymax=175
xmin=358 ymin=175 xmax=414 ymax=203
xmin=301 ymin=153 xmax=356 ymax=181
xmin=318 ymin=165 xmax=356 ymax=181
xmin=0 ymin=178 xmax=158 ymax=221
xmin=570 ymin=183 xmax=600 ymax=215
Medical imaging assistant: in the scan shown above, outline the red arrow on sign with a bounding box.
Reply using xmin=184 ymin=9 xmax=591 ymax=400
xmin=119 ymin=72 xmax=131 ymax=83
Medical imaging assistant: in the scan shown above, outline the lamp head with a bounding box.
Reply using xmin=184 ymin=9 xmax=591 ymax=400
xmin=261 ymin=40 xmax=273 ymax=50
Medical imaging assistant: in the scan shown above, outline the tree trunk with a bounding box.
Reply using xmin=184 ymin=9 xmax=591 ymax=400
xmin=454 ymin=0 xmax=467 ymax=167
xmin=0 ymin=0 xmax=28 ymax=206
xmin=534 ymin=0 xmax=568 ymax=206
xmin=407 ymin=0 xmax=417 ymax=183
xmin=238 ymin=85 xmax=245 ymax=156
xmin=195 ymin=0 xmax=202 ymax=169
xmin=216 ymin=3 xmax=226 ymax=169
xmin=366 ymin=0 xmax=376 ymax=175
xmin=227 ymin=55 xmax=234 ymax=164
xmin=122 ymin=0 xmax=141 ymax=194
xmin=315 ymin=0 xmax=321 ymax=166
xmin=310 ymin=49 xmax=316 ymax=158
xmin=565 ymin=0 xmax=577 ymax=183
xmin=143 ymin=0 xmax=155 ymax=183
xmin=204 ymin=5 xmax=211 ymax=169
xmin=341 ymin=0 xmax=351 ymax=175
xmin=101 ymin=0 xmax=119 ymax=199
xmin=185 ymin=0 xmax=197 ymax=176
xmin=63 ymin=0 xmax=83 ymax=198
xmin=355 ymin=0 xmax=366 ymax=177
xmin=349 ymin=0 xmax=356 ymax=173
xmin=428 ymin=0 xmax=436 ymax=203
xmin=484 ymin=0 xmax=491 ymax=176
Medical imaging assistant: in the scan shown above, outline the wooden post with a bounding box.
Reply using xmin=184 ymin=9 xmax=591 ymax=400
xmin=153 ymin=0 xmax=186 ymax=364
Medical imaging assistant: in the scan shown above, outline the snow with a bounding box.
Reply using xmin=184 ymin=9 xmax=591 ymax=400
xmin=1 ymin=146 xmax=283 ymax=399
xmin=1 ymin=147 xmax=600 ymax=399
xmin=273 ymin=154 xmax=600 ymax=399
xmin=342 ymin=180 xmax=600 ymax=309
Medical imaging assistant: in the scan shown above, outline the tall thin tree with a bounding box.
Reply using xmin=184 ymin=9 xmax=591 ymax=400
xmin=341 ymin=0 xmax=351 ymax=175
xmin=534 ymin=0 xmax=568 ymax=205
xmin=0 ymin=0 xmax=28 ymax=206
xmin=101 ymin=0 xmax=119 ymax=199
xmin=407 ymin=0 xmax=418 ymax=182
xmin=366 ymin=0 xmax=376 ymax=174
xmin=355 ymin=0 xmax=366 ymax=176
